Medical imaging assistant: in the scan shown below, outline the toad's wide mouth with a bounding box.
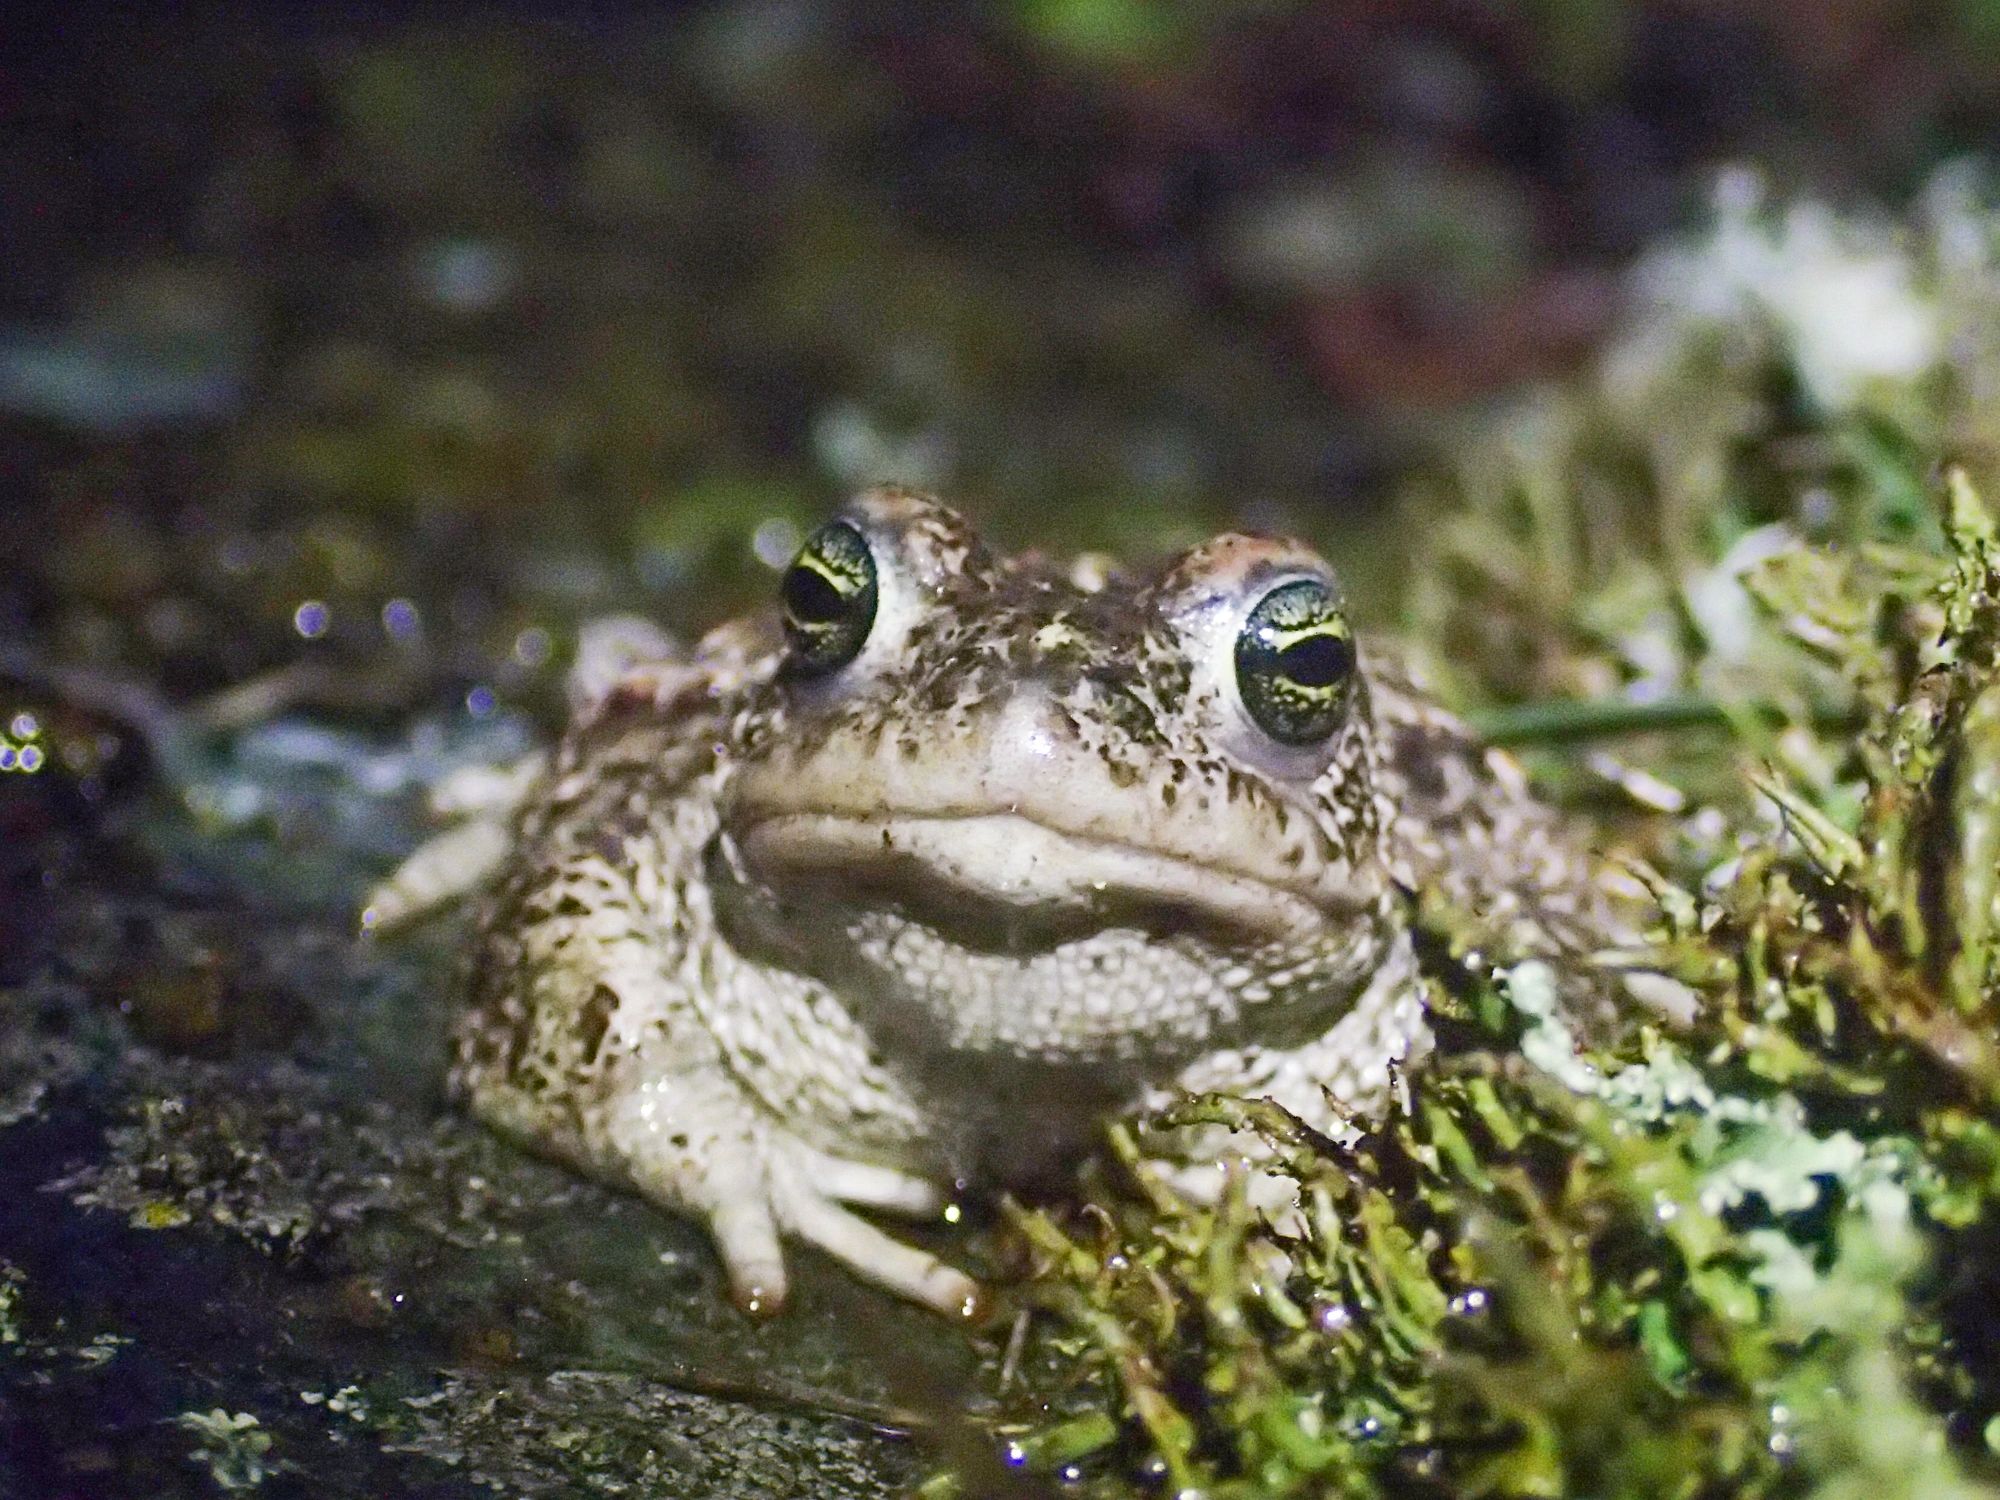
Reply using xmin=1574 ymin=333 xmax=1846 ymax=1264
xmin=735 ymin=811 xmax=1343 ymax=949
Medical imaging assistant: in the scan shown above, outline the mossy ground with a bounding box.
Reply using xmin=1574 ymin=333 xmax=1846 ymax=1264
xmin=953 ymin=181 xmax=2000 ymax=1500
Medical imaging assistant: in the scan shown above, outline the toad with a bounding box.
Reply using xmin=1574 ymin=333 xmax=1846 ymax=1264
xmin=369 ymin=488 xmax=1679 ymax=1317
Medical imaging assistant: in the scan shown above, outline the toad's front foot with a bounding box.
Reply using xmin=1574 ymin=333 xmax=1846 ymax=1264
xmin=764 ymin=1143 xmax=986 ymax=1319
xmin=599 ymin=1083 xmax=981 ymax=1318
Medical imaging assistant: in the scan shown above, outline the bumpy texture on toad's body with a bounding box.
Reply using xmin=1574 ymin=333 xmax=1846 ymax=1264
xmin=438 ymin=489 xmax=1654 ymax=1316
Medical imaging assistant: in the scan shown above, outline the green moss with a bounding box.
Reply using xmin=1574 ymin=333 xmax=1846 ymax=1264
xmin=947 ymin=175 xmax=2000 ymax=1500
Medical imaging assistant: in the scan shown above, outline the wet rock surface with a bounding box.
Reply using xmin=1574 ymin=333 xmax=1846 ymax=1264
xmin=0 ymin=714 xmax=966 ymax=1498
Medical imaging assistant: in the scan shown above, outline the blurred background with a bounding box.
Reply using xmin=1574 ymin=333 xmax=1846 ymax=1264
xmin=10 ymin=0 xmax=2000 ymax=710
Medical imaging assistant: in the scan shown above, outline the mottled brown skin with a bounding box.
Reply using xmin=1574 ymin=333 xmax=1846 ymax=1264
xmin=432 ymin=489 xmax=1652 ymax=1316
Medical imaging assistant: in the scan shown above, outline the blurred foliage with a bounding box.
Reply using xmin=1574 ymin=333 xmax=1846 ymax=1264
xmin=24 ymin=0 xmax=2000 ymax=739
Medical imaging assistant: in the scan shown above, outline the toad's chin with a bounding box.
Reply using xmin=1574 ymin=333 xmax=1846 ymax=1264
xmin=723 ymin=812 xmax=1393 ymax=1066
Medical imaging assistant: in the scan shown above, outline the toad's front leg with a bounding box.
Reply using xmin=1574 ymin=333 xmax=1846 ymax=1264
xmin=459 ymin=844 xmax=977 ymax=1316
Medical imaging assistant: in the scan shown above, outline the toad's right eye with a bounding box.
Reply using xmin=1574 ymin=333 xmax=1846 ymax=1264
xmin=1232 ymin=576 xmax=1355 ymax=746
xmin=781 ymin=520 xmax=878 ymax=676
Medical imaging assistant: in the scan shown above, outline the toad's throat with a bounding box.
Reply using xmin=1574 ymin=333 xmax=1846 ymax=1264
xmin=736 ymin=811 xmax=1344 ymax=949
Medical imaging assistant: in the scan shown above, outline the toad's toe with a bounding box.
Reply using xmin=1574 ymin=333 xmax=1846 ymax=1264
xmin=771 ymin=1155 xmax=981 ymax=1318
xmin=707 ymin=1192 xmax=791 ymax=1317
xmin=803 ymin=1149 xmax=943 ymax=1216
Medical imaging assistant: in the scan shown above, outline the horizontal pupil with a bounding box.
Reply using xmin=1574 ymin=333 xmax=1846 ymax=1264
xmin=1278 ymin=633 xmax=1350 ymax=688
xmin=783 ymin=565 xmax=851 ymax=625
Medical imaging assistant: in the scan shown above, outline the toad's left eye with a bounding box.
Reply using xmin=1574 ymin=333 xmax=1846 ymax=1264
xmin=1233 ymin=578 xmax=1356 ymax=746
xmin=781 ymin=519 xmax=878 ymax=676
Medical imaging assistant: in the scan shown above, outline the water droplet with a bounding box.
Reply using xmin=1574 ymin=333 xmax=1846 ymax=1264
xmin=417 ymin=238 xmax=520 ymax=314
xmin=382 ymin=598 xmax=421 ymax=641
xmin=218 ymin=535 xmax=259 ymax=574
xmin=294 ymin=600 xmax=330 ymax=638
xmin=753 ymin=517 xmax=802 ymax=569
xmin=514 ymin=626 xmax=551 ymax=667
xmin=1313 ymin=1300 xmax=1354 ymax=1333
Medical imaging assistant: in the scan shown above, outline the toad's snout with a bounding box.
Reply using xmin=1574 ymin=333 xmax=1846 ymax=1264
xmin=727 ymin=682 xmax=1385 ymax=927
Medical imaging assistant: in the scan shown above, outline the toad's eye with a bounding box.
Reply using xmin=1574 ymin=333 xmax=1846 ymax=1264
xmin=1233 ymin=578 xmax=1356 ymax=746
xmin=781 ymin=519 xmax=878 ymax=676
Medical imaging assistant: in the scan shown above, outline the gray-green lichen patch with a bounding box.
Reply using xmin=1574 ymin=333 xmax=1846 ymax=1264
xmin=174 ymin=1409 xmax=278 ymax=1492
xmin=0 ymin=712 xmax=967 ymax=1497
xmin=378 ymin=1371 xmax=917 ymax=1498
xmin=7 ymin=1036 xmax=965 ymax=1493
